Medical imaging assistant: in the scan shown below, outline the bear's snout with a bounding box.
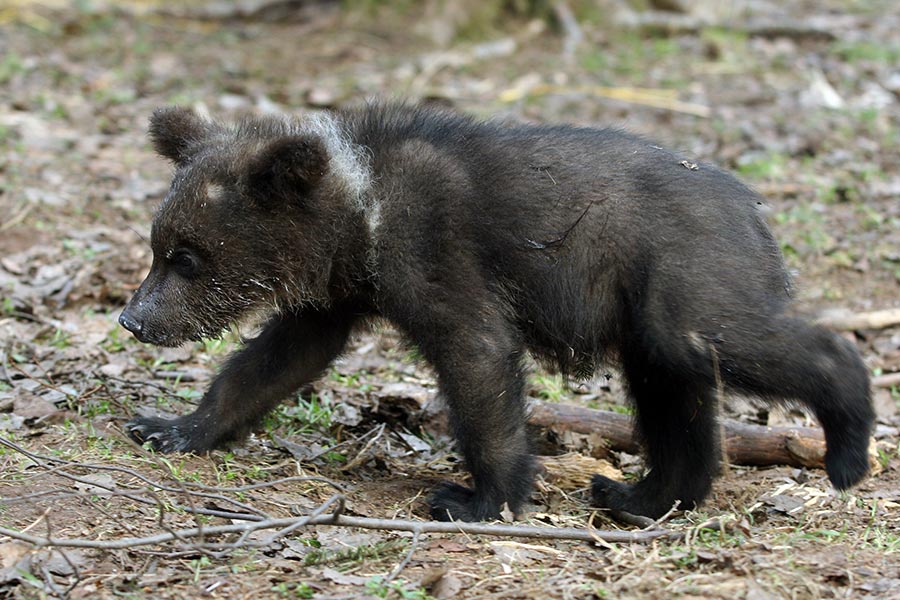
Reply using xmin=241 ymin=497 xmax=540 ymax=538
xmin=118 ymin=308 xmax=146 ymax=341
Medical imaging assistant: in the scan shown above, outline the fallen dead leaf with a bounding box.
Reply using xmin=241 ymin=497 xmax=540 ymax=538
xmin=320 ymin=566 xmax=369 ymax=586
xmin=430 ymin=571 xmax=463 ymax=598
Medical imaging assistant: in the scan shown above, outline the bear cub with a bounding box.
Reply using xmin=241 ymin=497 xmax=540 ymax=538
xmin=120 ymin=103 xmax=874 ymax=521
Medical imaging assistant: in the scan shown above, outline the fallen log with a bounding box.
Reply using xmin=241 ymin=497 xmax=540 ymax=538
xmin=371 ymin=381 xmax=878 ymax=471
xmin=873 ymin=372 xmax=900 ymax=389
xmin=816 ymin=308 xmax=900 ymax=331
xmin=615 ymin=11 xmax=845 ymax=41
xmin=529 ymin=401 xmax=834 ymax=469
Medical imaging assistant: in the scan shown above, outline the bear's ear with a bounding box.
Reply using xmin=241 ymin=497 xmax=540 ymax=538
xmin=149 ymin=106 xmax=216 ymax=164
xmin=243 ymin=136 xmax=328 ymax=208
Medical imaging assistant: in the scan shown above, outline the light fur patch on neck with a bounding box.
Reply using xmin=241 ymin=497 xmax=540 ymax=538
xmin=207 ymin=183 xmax=227 ymax=202
xmin=298 ymin=112 xmax=379 ymax=232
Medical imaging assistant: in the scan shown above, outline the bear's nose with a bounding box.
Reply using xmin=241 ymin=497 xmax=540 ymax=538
xmin=118 ymin=310 xmax=143 ymax=336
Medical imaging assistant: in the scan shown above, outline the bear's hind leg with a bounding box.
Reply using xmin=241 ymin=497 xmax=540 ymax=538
xmin=592 ymin=349 xmax=720 ymax=519
xmin=718 ymin=316 xmax=874 ymax=490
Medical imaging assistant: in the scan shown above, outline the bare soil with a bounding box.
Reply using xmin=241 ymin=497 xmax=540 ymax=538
xmin=1 ymin=1 xmax=898 ymax=598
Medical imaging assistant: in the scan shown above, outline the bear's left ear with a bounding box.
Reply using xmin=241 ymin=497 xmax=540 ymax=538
xmin=149 ymin=106 xmax=217 ymax=165
xmin=244 ymin=136 xmax=328 ymax=208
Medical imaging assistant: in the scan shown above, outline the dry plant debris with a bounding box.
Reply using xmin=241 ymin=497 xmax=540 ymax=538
xmin=1 ymin=0 xmax=899 ymax=598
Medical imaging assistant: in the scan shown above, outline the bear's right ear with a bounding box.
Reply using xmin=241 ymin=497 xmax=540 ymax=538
xmin=243 ymin=136 xmax=328 ymax=209
xmin=148 ymin=107 xmax=215 ymax=165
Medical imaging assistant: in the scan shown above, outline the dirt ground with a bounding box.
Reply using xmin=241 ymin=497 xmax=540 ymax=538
xmin=1 ymin=1 xmax=899 ymax=598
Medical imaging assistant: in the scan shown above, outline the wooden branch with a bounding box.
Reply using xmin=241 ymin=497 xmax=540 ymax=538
xmin=816 ymin=308 xmax=900 ymax=331
xmin=873 ymin=372 xmax=900 ymax=389
xmin=499 ymin=83 xmax=711 ymax=118
xmin=0 ymin=502 xmax=683 ymax=550
xmin=616 ymin=11 xmax=842 ymax=41
xmin=0 ymin=435 xmax=686 ymax=553
xmin=529 ymin=401 xmax=831 ymax=469
xmin=553 ymin=1 xmax=583 ymax=59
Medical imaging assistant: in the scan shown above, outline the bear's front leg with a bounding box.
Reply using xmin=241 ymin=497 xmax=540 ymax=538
xmin=400 ymin=306 xmax=535 ymax=522
xmin=428 ymin=345 xmax=535 ymax=521
xmin=127 ymin=306 xmax=357 ymax=453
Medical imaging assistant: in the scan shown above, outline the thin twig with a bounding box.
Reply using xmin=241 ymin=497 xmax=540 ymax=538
xmin=340 ymin=422 xmax=386 ymax=471
xmin=97 ymin=372 xmax=184 ymax=398
xmin=0 ymin=436 xmax=340 ymax=518
xmin=307 ymin=422 xmax=385 ymax=460
xmin=43 ymin=513 xmax=82 ymax=597
xmin=1 ymin=487 xmax=265 ymax=522
xmin=648 ymin=501 xmax=682 ymax=529
xmin=385 ymin=527 xmax=422 ymax=584
xmin=20 ymin=509 xmax=52 ymax=535
xmin=40 ymin=565 xmax=64 ymax=598
xmin=553 ymin=1 xmax=583 ymax=60
xmin=6 ymin=461 xmax=265 ymax=522
xmin=9 ymin=360 xmax=60 ymax=393
xmin=0 ymin=436 xmax=687 ymax=555
xmin=0 ymin=508 xmax=683 ymax=550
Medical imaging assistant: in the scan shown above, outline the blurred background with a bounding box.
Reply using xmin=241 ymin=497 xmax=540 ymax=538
xmin=1 ymin=0 xmax=898 ymax=310
xmin=0 ymin=1 xmax=898 ymax=598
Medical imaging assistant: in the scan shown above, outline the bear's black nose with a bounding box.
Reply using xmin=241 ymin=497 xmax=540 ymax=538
xmin=118 ymin=310 xmax=143 ymax=336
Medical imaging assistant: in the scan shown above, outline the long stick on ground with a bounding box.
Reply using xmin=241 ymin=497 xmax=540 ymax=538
xmin=873 ymin=372 xmax=900 ymax=389
xmin=529 ymin=401 xmax=831 ymax=468
xmin=0 ymin=435 xmax=684 ymax=552
xmin=0 ymin=501 xmax=681 ymax=550
xmin=816 ymin=308 xmax=900 ymax=331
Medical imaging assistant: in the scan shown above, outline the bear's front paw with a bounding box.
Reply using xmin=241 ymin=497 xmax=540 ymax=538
xmin=429 ymin=482 xmax=504 ymax=522
xmin=127 ymin=416 xmax=206 ymax=453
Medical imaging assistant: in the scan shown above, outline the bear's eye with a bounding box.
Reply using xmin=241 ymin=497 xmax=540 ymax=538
xmin=169 ymin=249 xmax=200 ymax=278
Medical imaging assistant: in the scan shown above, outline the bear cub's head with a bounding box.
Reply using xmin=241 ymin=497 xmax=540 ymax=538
xmin=119 ymin=107 xmax=353 ymax=346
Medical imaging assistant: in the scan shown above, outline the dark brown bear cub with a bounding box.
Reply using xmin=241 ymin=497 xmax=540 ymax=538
xmin=120 ymin=103 xmax=874 ymax=521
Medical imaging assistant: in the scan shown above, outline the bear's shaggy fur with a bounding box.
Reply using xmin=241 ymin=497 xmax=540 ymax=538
xmin=120 ymin=103 xmax=874 ymax=521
